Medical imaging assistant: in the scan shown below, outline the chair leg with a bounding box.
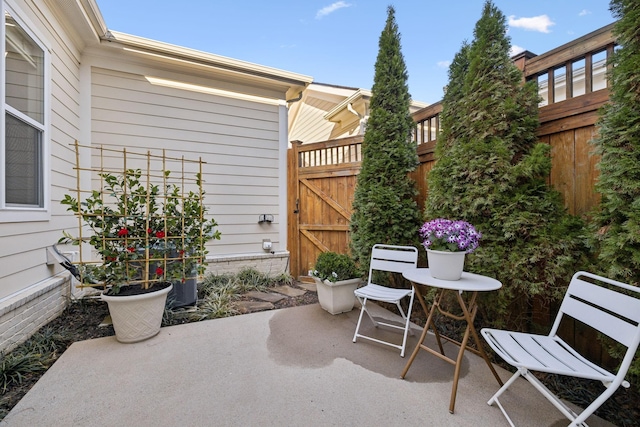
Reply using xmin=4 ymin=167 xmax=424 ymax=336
xmin=399 ymin=292 xmax=415 ymax=357
xmin=487 ymin=368 xmax=523 ymax=427
xmin=353 ymin=297 xmax=374 ymax=343
xmin=522 ymin=370 xmax=586 ymax=426
xmin=570 ymin=383 xmax=619 ymax=427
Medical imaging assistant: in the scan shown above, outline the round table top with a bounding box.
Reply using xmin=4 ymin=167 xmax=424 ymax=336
xmin=402 ymin=268 xmax=502 ymax=292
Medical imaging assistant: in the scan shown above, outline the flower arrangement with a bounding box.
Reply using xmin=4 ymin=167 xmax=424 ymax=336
xmin=60 ymin=168 xmax=221 ymax=294
xmin=309 ymin=251 xmax=360 ymax=283
xmin=419 ymin=218 xmax=481 ymax=253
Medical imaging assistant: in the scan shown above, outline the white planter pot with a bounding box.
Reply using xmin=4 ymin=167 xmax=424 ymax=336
xmin=101 ymin=284 xmax=172 ymax=343
xmin=314 ymin=277 xmax=361 ymax=315
xmin=426 ymin=249 xmax=466 ymax=281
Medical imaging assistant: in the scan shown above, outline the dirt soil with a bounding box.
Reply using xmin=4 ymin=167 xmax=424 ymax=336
xmin=2 ymin=282 xmax=638 ymax=426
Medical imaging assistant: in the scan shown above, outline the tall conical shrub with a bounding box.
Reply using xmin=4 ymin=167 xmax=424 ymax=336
xmin=591 ymin=0 xmax=640 ymax=286
xmin=349 ymin=6 xmax=420 ymax=272
xmin=590 ymin=0 xmax=640 ymax=378
xmin=425 ymin=1 xmax=587 ymax=328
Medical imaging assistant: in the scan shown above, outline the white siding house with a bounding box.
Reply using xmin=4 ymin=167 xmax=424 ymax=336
xmin=0 ymin=0 xmax=311 ymax=352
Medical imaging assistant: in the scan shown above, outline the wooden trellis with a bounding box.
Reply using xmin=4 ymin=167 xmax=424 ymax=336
xmin=67 ymin=140 xmax=207 ymax=290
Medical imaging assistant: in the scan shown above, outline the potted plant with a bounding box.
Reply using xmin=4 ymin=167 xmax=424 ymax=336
xmin=310 ymin=251 xmax=362 ymax=314
xmin=419 ymin=218 xmax=482 ymax=280
xmin=60 ymin=168 xmax=221 ymax=342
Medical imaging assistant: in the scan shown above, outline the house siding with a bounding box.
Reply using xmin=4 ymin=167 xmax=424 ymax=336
xmin=1 ymin=0 xmax=309 ymax=353
xmin=0 ymin=0 xmax=82 ymax=351
xmin=88 ymin=66 xmax=283 ymax=256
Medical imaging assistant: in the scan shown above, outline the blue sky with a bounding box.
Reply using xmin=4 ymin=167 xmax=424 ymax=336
xmin=97 ymin=1 xmax=616 ymax=104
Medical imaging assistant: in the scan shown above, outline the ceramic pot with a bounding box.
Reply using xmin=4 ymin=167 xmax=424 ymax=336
xmin=101 ymin=284 xmax=172 ymax=343
xmin=314 ymin=277 xmax=361 ymax=314
xmin=426 ymin=249 xmax=465 ymax=280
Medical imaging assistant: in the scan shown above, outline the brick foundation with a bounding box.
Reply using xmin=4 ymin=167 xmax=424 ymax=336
xmin=205 ymin=251 xmax=289 ymax=277
xmin=0 ymin=275 xmax=71 ymax=354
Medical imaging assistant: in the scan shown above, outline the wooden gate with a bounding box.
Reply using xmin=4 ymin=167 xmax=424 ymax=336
xmin=287 ymin=136 xmax=362 ymax=278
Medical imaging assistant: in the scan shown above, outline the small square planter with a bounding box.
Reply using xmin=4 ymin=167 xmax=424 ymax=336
xmin=314 ymin=277 xmax=362 ymax=315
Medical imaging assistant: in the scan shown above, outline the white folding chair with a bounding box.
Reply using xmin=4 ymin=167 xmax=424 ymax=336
xmin=352 ymin=244 xmax=418 ymax=357
xmin=481 ymin=271 xmax=640 ymax=427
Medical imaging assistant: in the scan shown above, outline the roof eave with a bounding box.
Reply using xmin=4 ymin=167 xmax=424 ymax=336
xmin=102 ymin=31 xmax=313 ymax=91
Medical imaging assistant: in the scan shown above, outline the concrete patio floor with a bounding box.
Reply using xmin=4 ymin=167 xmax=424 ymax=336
xmin=1 ymin=303 xmax=615 ymax=426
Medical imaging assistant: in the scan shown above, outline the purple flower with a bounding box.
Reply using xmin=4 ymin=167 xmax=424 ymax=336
xmin=419 ymin=218 xmax=482 ymax=253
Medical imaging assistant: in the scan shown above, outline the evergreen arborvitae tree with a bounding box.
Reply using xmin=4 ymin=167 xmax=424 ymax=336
xmin=438 ymin=42 xmax=470 ymax=154
xmin=349 ymin=6 xmax=420 ymax=272
xmin=591 ymin=0 xmax=640 ymax=286
xmin=425 ymin=1 xmax=587 ymax=328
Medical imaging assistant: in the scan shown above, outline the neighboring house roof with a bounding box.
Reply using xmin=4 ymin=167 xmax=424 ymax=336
xmin=289 ymin=82 xmax=429 ymax=144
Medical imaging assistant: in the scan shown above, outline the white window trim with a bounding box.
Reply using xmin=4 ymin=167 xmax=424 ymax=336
xmin=0 ymin=0 xmax=51 ymax=223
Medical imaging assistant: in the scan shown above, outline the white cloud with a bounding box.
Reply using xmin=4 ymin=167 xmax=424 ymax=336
xmin=579 ymin=9 xmax=591 ymax=17
xmin=316 ymin=1 xmax=351 ymax=19
xmin=508 ymin=14 xmax=555 ymax=33
xmin=510 ymin=45 xmax=525 ymax=56
xmin=437 ymin=60 xmax=451 ymax=69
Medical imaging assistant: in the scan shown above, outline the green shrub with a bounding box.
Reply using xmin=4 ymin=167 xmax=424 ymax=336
xmin=349 ymin=6 xmax=421 ymax=271
xmin=311 ymin=252 xmax=360 ymax=282
xmin=426 ymin=1 xmax=588 ymax=329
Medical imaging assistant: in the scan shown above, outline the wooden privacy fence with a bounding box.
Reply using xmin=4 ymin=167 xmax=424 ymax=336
xmin=288 ymin=23 xmax=617 ymax=367
xmin=287 ymin=136 xmax=362 ymax=280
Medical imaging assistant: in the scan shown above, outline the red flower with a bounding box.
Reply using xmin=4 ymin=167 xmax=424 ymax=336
xmin=147 ymin=228 xmax=152 ymax=234
xmin=117 ymin=228 xmax=129 ymax=237
xmin=155 ymin=267 xmax=164 ymax=276
xmin=155 ymin=230 xmax=165 ymax=238
xmin=127 ymin=247 xmax=135 ymax=252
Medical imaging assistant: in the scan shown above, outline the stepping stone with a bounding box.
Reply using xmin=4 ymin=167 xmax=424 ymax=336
xmin=297 ymin=282 xmax=317 ymax=292
xmin=244 ymin=291 xmax=286 ymax=303
xmin=272 ymin=285 xmax=306 ymax=297
xmin=234 ymin=301 xmax=275 ymax=314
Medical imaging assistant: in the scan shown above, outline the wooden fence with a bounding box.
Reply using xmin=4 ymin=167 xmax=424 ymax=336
xmin=289 ymin=23 xmax=615 ymax=273
xmin=287 ymin=23 xmax=617 ymax=366
xmin=287 ymin=136 xmax=362 ymax=280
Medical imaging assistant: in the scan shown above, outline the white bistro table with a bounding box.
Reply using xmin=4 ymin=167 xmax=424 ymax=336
xmin=400 ymin=268 xmax=504 ymax=414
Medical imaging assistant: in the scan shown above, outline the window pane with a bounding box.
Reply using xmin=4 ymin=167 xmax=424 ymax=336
xmin=5 ymin=113 xmax=42 ymax=206
xmin=430 ymin=117 xmax=438 ymax=141
xmin=5 ymin=12 xmax=44 ymax=124
xmin=572 ymin=58 xmax=586 ymax=97
xmin=537 ymin=73 xmax=549 ymax=107
xmin=414 ymin=123 xmax=422 ymax=144
xmin=554 ymin=66 xmax=566 ymax=103
xmin=592 ymin=50 xmax=607 ymax=91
